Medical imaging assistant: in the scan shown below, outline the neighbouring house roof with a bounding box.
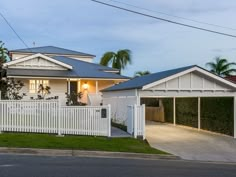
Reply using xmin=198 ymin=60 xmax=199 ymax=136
xmin=10 ymin=46 xmax=95 ymax=57
xmin=102 ymin=65 xmax=236 ymax=92
xmin=225 ymin=76 xmax=236 ymax=83
xmin=6 ymin=56 xmax=128 ymax=80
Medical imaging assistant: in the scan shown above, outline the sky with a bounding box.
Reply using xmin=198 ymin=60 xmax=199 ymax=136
xmin=0 ymin=0 xmax=236 ymax=76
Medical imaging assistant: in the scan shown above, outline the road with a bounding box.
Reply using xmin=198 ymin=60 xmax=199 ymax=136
xmin=0 ymin=154 xmax=235 ymax=177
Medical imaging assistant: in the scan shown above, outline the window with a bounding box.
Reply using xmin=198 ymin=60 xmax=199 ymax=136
xmin=29 ymin=80 xmax=49 ymax=93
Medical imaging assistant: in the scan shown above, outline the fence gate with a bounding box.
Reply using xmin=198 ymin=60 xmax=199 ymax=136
xmin=0 ymin=100 xmax=111 ymax=137
xmin=127 ymin=104 xmax=145 ymax=139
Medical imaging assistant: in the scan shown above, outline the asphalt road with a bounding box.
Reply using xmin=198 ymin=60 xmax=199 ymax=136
xmin=0 ymin=154 xmax=236 ymax=177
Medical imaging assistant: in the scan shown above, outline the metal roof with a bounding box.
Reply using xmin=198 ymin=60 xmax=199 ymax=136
xmin=102 ymin=65 xmax=196 ymax=91
xmin=6 ymin=56 xmax=128 ymax=79
xmin=10 ymin=46 xmax=95 ymax=57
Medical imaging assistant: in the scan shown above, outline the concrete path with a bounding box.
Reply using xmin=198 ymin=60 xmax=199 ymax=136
xmin=146 ymin=121 xmax=236 ymax=162
xmin=111 ymin=126 xmax=131 ymax=138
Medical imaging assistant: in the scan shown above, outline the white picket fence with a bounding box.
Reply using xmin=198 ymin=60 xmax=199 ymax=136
xmin=127 ymin=104 xmax=145 ymax=139
xmin=0 ymin=100 xmax=111 ymax=137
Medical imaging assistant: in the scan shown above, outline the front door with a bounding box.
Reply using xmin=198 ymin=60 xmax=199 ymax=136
xmin=70 ymin=81 xmax=77 ymax=94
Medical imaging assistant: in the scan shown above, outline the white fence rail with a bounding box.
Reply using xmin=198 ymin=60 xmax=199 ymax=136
xmin=0 ymin=100 xmax=111 ymax=137
xmin=60 ymin=106 xmax=110 ymax=136
xmin=127 ymin=104 xmax=145 ymax=139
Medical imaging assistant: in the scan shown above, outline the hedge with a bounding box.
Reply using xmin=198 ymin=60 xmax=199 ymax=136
xmin=162 ymin=98 xmax=173 ymax=123
xmin=201 ymin=97 xmax=233 ymax=136
xmin=176 ymin=98 xmax=198 ymax=128
xmin=162 ymin=97 xmax=234 ymax=136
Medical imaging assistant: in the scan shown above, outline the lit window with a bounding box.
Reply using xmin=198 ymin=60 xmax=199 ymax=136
xmin=29 ymin=80 xmax=49 ymax=93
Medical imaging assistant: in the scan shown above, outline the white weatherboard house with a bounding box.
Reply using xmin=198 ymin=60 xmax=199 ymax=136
xmin=3 ymin=46 xmax=129 ymax=105
xmin=102 ymin=65 xmax=236 ymax=138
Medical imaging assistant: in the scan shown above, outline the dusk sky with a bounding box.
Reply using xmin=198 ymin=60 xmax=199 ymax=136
xmin=1 ymin=0 xmax=236 ymax=76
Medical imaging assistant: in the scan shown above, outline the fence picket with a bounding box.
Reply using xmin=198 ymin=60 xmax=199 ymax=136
xmin=0 ymin=100 xmax=110 ymax=137
xmin=127 ymin=104 xmax=145 ymax=139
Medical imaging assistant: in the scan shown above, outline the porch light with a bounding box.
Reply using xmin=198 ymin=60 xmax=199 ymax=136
xmin=83 ymin=82 xmax=89 ymax=90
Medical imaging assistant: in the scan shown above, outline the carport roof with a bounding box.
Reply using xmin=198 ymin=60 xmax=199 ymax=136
xmin=103 ymin=65 xmax=195 ymax=91
xmin=102 ymin=65 xmax=236 ymax=92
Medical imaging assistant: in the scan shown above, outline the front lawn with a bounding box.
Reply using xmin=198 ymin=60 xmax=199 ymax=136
xmin=0 ymin=133 xmax=168 ymax=154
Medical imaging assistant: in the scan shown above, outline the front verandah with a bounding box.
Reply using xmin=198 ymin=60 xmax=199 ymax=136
xmin=66 ymin=79 xmax=121 ymax=105
xmin=17 ymin=77 xmax=122 ymax=105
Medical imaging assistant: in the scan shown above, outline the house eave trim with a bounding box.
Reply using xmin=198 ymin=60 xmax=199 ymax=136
xmin=4 ymin=53 xmax=73 ymax=70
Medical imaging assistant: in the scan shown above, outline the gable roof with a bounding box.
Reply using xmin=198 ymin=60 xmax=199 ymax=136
xmin=103 ymin=65 xmax=236 ymax=92
xmin=6 ymin=56 xmax=129 ymax=80
xmin=4 ymin=53 xmax=73 ymax=70
xmin=10 ymin=46 xmax=95 ymax=57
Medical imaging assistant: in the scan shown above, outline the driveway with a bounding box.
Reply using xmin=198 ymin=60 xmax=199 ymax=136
xmin=146 ymin=121 xmax=236 ymax=162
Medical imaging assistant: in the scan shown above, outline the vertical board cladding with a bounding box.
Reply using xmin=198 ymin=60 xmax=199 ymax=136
xmin=102 ymin=90 xmax=138 ymax=125
xmin=103 ymin=96 xmax=138 ymax=125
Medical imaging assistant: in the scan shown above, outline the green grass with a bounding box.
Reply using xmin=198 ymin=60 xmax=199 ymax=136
xmin=0 ymin=133 xmax=168 ymax=155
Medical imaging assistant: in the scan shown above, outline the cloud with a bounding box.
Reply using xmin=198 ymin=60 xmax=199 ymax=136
xmin=1 ymin=0 xmax=236 ymax=77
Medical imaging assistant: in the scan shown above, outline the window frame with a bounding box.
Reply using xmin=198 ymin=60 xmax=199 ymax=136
xmin=29 ymin=79 xmax=49 ymax=93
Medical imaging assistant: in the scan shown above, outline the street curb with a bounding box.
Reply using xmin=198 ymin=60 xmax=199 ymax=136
xmin=0 ymin=147 xmax=180 ymax=160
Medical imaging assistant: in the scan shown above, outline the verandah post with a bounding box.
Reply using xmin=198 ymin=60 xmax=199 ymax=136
xmin=173 ymin=97 xmax=176 ymax=126
xmin=198 ymin=97 xmax=201 ymax=130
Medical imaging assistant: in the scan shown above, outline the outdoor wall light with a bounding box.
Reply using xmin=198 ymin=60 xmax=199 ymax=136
xmin=83 ymin=82 xmax=89 ymax=90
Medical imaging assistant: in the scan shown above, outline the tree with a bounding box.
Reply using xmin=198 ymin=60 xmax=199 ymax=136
xmin=134 ymin=70 xmax=151 ymax=77
xmin=100 ymin=49 xmax=131 ymax=74
xmin=65 ymin=91 xmax=84 ymax=106
xmin=0 ymin=41 xmax=8 ymax=78
xmin=3 ymin=78 xmax=26 ymax=100
xmin=0 ymin=41 xmax=25 ymax=100
xmin=206 ymin=57 xmax=236 ymax=77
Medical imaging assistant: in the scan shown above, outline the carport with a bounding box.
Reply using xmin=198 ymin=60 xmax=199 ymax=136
xmin=102 ymin=65 xmax=236 ymax=138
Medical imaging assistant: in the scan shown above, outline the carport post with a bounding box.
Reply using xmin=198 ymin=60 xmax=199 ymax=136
xmin=234 ymin=96 xmax=236 ymax=138
xmin=198 ymin=97 xmax=201 ymax=130
xmin=173 ymin=97 xmax=176 ymax=126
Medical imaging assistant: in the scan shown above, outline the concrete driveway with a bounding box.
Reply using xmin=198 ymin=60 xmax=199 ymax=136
xmin=146 ymin=121 xmax=236 ymax=162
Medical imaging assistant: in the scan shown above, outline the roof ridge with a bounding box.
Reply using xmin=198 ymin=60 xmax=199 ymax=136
xmin=52 ymin=56 xmax=119 ymax=71
xmin=10 ymin=46 xmax=95 ymax=57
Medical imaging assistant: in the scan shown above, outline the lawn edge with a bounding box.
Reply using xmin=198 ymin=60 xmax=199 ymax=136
xmin=0 ymin=147 xmax=180 ymax=160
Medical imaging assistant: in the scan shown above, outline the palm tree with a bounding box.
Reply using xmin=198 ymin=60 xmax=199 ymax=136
xmin=206 ymin=57 xmax=236 ymax=77
xmin=134 ymin=70 xmax=151 ymax=77
xmin=100 ymin=49 xmax=131 ymax=74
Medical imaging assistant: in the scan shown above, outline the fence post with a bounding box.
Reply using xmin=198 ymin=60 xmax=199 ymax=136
xmin=134 ymin=104 xmax=137 ymax=139
xmin=142 ymin=104 xmax=145 ymax=140
xmin=0 ymin=101 xmax=2 ymax=133
xmin=107 ymin=104 xmax=111 ymax=137
xmin=58 ymin=99 xmax=62 ymax=136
